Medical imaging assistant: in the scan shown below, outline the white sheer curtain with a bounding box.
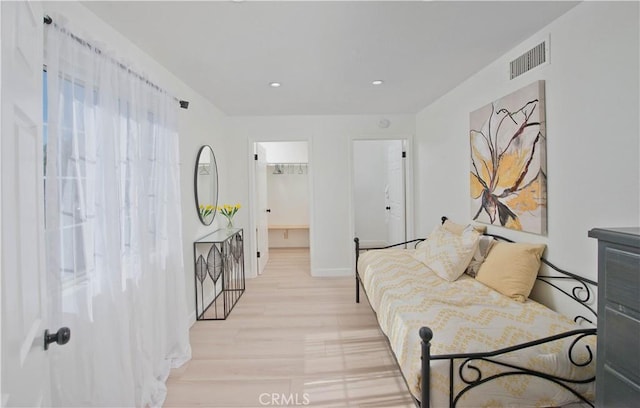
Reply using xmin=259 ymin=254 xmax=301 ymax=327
xmin=44 ymin=17 xmax=191 ymax=407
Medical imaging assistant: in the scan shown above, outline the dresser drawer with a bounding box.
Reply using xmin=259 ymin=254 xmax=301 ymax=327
xmin=601 ymin=365 xmax=640 ymax=408
xmin=604 ymin=247 xmax=640 ymax=313
xmin=604 ymin=306 xmax=640 ymax=384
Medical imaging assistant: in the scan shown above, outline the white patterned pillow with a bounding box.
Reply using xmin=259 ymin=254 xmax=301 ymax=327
xmin=413 ymin=225 xmax=481 ymax=281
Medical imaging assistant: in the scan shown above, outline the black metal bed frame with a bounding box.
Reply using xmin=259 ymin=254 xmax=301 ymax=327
xmin=354 ymin=217 xmax=598 ymax=408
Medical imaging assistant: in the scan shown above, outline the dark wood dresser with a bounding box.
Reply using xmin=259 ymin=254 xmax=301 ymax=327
xmin=588 ymin=227 xmax=640 ymax=407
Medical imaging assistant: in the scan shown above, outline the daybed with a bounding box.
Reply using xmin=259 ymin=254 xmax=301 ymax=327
xmin=354 ymin=217 xmax=597 ymax=408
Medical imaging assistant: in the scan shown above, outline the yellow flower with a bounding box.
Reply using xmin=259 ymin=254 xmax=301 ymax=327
xmin=218 ymin=203 xmax=241 ymax=219
xmin=199 ymin=204 xmax=214 ymax=219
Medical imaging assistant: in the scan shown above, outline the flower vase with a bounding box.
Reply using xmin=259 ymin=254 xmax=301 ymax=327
xmin=225 ymin=217 xmax=234 ymax=229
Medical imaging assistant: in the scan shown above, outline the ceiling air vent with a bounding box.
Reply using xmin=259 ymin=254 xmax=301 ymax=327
xmin=510 ymin=41 xmax=547 ymax=80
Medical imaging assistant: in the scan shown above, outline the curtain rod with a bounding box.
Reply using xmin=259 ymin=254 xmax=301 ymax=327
xmin=43 ymin=15 xmax=189 ymax=110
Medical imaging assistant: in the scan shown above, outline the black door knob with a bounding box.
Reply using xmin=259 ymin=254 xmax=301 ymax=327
xmin=44 ymin=327 xmax=71 ymax=350
xmin=385 ymin=206 xmax=391 ymax=210
xmin=266 ymin=209 xmax=271 ymax=213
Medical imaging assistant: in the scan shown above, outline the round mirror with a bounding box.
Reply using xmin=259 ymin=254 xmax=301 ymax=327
xmin=194 ymin=145 xmax=219 ymax=225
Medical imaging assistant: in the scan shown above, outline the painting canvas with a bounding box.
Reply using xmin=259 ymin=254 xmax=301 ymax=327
xmin=470 ymin=80 xmax=547 ymax=235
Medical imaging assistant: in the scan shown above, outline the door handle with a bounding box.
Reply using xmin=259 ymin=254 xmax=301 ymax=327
xmin=385 ymin=206 xmax=391 ymax=210
xmin=44 ymin=327 xmax=71 ymax=350
xmin=266 ymin=209 xmax=271 ymax=213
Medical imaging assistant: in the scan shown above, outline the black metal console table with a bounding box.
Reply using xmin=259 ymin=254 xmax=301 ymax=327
xmin=194 ymin=228 xmax=245 ymax=320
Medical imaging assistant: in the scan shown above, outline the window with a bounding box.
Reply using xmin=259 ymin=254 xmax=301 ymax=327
xmin=44 ymin=70 xmax=93 ymax=288
xmin=44 ymin=69 xmax=165 ymax=288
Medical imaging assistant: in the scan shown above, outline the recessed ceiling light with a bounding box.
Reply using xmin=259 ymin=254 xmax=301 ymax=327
xmin=372 ymin=80 xmax=384 ymax=85
xmin=269 ymin=82 xmax=281 ymax=88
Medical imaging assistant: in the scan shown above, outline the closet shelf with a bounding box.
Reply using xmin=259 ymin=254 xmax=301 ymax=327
xmin=268 ymin=224 xmax=309 ymax=230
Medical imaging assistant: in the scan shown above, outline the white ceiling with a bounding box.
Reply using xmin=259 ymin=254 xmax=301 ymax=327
xmin=81 ymin=1 xmax=579 ymax=116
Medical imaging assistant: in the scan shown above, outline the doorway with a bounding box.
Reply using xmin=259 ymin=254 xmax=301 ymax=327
xmin=352 ymin=139 xmax=408 ymax=248
xmin=253 ymin=141 xmax=311 ymax=276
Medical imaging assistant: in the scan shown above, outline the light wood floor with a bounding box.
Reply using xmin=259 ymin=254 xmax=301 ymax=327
xmin=164 ymin=248 xmax=415 ymax=408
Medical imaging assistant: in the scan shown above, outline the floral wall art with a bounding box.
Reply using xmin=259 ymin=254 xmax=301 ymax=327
xmin=470 ymin=80 xmax=547 ymax=235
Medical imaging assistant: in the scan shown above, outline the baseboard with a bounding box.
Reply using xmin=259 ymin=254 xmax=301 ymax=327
xmin=312 ymin=267 xmax=352 ymax=277
xmin=269 ymin=244 xmax=311 ymax=249
xmin=188 ymin=311 xmax=197 ymax=327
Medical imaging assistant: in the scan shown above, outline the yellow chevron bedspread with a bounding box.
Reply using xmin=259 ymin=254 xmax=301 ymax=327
xmin=358 ymin=247 xmax=596 ymax=408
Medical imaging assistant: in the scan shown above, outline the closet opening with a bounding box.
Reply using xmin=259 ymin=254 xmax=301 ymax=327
xmin=253 ymin=141 xmax=311 ymax=276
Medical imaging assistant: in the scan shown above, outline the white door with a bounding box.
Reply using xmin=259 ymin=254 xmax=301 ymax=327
xmin=386 ymin=141 xmax=406 ymax=245
xmin=1 ymin=1 xmax=52 ymax=406
xmin=353 ymin=140 xmax=406 ymax=247
xmin=255 ymin=144 xmax=269 ymax=275
xmin=353 ymin=141 xmax=389 ymax=247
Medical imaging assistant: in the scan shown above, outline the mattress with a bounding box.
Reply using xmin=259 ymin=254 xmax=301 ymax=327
xmin=358 ymin=248 xmax=596 ymax=408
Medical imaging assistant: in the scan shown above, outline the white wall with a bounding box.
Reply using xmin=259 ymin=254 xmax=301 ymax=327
xmin=261 ymin=141 xmax=309 ymax=163
xmin=415 ymin=1 xmax=639 ymax=314
xmin=230 ymin=115 xmax=415 ymax=278
xmin=46 ymin=2 xmax=234 ymax=324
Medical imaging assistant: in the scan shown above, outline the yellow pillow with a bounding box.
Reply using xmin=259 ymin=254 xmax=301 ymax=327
xmin=413 ymin=225 xmax=481 ymax=281
xmin=475 ymin=241 xmax=546 ymax=302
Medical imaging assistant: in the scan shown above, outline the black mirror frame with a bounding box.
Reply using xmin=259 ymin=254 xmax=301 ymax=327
xmin=194 ymin=145 xmax=219 ymax=226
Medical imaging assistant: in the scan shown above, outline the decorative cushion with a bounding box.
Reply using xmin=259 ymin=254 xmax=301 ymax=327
xmin=413 ymin=225 xmax=481 ymax=281
xmin=465 ymin=235 xmax=496 ymax=277
xmin=475 ymin=242 xmax=546 ymax=302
